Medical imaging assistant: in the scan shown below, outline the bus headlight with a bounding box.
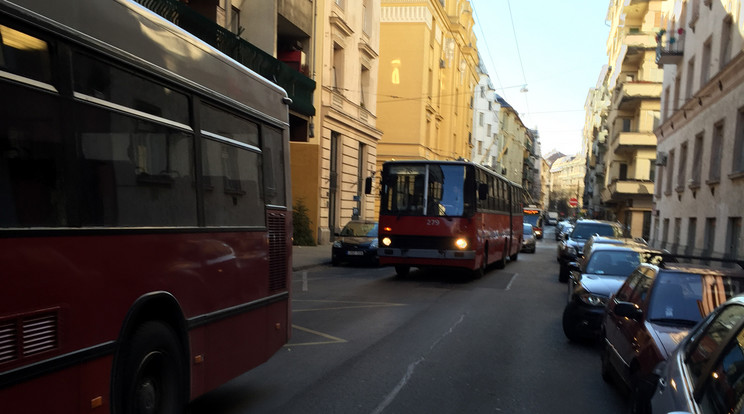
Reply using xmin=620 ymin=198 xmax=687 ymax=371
xmin=382 ymin=237 xmax=392 ymax=247
xmin=455 ymin=238 xmax=468 ymax=249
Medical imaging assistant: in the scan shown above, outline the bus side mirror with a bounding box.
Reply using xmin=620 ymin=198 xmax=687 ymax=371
xmin=478 ymin=183 xmax=488 ymax=200
xmin=365 ymin=177 xmax=372 ymax=195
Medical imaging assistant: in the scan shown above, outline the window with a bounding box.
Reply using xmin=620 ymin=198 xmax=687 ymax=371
xmin=686 ymin=57 xmax=695 ymax=100
xmin=230 ymin=6 xmax=240 ymax=34
xmin=0 ymin=24 xmax=52 ymax=83
xmin=674 ymin=75 xmax=682 ymax=111
xmin=685 ymin=304 xmax=744 ymax=388
xmin=703 ymin=218 xmax=716 ymax=257
xmin=360 ymin=65 xmax=370 ymax=107
xmin=726 ymin=217 xmax=742 ymax=260
xmin=710 ymin=121 xmax=724 ymax=182
xmin=701 ymin=37 xmax=712 ymax=86
xmin=666 ymin=150 xmax=676 ymax=194
xmin=673 ymin=218 xmax=682 ymax=254
xmin=686 ymin=218 xmax=697 ymax=255
xmin=479 ymin=112 xmax=484 ymax=126
xmin=733 ymin=107 xmax=744 ymax=174
xmin=619 ymin=163 xmax=628 ymax=180
xmin=721 ymin=16 xmax=733 ymax=69
xmin=262 ymin=127 xmax=286 ymax=207
xmin=655 ymin=163 xmax=664 ymax=198
xmin=677 ymin=141 xmax=688 ymax=192
xmin=692 ymin=132 xmax=704 ymax=185
xmin=662 ymin=218 xmax=670 ymax=249
xmin=332 ymin=43 xmax=344 ymax=92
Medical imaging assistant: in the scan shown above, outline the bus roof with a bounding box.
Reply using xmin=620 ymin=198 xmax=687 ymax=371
xmin=2 ymin=0 xmax=289 ymax=124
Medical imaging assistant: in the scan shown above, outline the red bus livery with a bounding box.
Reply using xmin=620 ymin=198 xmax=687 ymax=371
xmin=376 ymin=160 xmax=524 ymax=278
xmin=0 ymin=0 xmax=292 ymax=412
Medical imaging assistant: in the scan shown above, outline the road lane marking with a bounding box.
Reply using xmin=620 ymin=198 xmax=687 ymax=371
xmin=506 ymin=273 xmax=518 ymax=290
xmin=285 ymin=324 xmax=347 ymax=346
xmin=370 ymin=314 xmax=465 ymax=414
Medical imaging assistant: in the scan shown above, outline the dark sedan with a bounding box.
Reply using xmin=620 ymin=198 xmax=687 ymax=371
xmin=562 ymin=242 xmax=664 ymax=342
xmin=332 ymin=220 xmax=379 ymax=266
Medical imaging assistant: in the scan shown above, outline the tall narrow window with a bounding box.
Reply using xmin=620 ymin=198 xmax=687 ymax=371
xmin=686 ymin=57 xmax=695 ymax=100
xmin=673 ymin=218 xmax=682 ymax=254
xmin=709 ymin=121 xmax=724 ymax=182
xmin=673 ymin=75 xmax=682 ymax=111
xmin=662 ymin=218 xmax=670 ymax=249
xmin=666 ymin=149 xmax=676 ymax=194
xmin=733 ymin=106 xmax=744 ymax=174
xmin=360 ymin=64 xmax=370 ymax=108
xmin=701 ymin=37 xmax=712 ymax=86
xmin=230 ymin=7 xmax=240 ymax=34
xmin=332 ymin=43 xmax=344 ymax=92
xmin=692 ymin=132 xmax=704 ymax=185
xmin=726 ymin=217 xmax=742 ymax=261
xmin=703 ymin=218 xmax=716 ymax=257
xmin=686 ymin=217 xmax=697 ymax=255
xmin=677 ymin=141 xmax=688 ymax=192
xmin=721 ymin=16 xmax=733 ymax=69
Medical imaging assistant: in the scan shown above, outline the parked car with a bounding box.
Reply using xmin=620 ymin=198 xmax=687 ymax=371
xmin=562 ymin=241 xmax=666 ymax=342
xmin=521 ymin=223 xmax=536 ymax=253
xmin=332 ymin=220 xmax=379 ymax=266
xmin=601 ymin=257 xmax=744 ymax=414
xmin=651 ymin=294 xmax=744 ymax=414
xmin=555 ymin=220 xmax=573 ymax=241
xmin=557 ymin=219 xmax=624 ymax=282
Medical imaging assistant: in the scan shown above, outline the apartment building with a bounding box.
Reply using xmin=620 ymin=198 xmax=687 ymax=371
xmin=471 ymin=63 xmax=502 ymax=170
xmin=653 ymin=0 xmax=744 ymax=259
xmin=550 ymin=155 xmax=585 ymax=216
xmin=313 ymin=0 xmax=383 ymax=243
xmin=376 ymin=0 xmax=478 ymax=165
xmin=598 ymin=0 xmax=670 ymax=240
xmin=583 ymin=66 xmax=611 ymax=219
xmin=494 ymin=95 xmax=530 ymax=184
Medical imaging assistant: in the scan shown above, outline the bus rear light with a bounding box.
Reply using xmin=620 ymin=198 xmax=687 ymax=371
xmin=382 ymin=237 xmax=392 ymax=246
xmin=455 ymin=238 xmax=468 ymax=249
xmin=383 ymin=226 xmax=392 ymax=232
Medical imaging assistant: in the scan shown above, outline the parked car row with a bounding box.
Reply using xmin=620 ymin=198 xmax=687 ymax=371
xmin=556 ymin=223 xmax=744 ymax=414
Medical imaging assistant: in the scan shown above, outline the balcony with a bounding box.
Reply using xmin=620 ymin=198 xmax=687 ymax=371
xmin=135 ymin=0 xmax=315 ymax=116
xmin=608 ymin=179 xmax=654 ymax=196
xmin=613 ymin=130 xmax=657 ymax=154
xmin=612 ymin=82 xmax=662 ymax=109
xmin=655 ymin=30 xmax=684 ymax=67
xmin=623 ymin=32 xmax=657 ymax=50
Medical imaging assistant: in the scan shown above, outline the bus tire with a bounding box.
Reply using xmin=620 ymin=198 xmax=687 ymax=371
xmin=113 ymin=321 xmax=186 ymax=414
xmin=473 ymin=250 xmax=487 ymax=279
xmin=394 ymin=265 xmax=410 ymax=277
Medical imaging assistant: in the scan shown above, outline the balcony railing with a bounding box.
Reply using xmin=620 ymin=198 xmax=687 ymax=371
xmin=136 ymin=0 xmax=315 ymax=116
xmin=608 ymin=179 xmax=654 ymax=196
xmin=655 ymin=30 xmax=684 ymax=67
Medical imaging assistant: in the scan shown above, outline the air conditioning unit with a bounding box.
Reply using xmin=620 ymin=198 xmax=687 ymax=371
xmin=655 ymin=152 xmax=667 ymax=166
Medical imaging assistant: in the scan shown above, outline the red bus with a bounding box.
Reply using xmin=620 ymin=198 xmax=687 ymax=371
xmin=523 ymin=206 xmax=544 ymax=239
xmin=0 ymin=0 xmax=292 ymax=412
xmin=375 ymin=160 xmax=524 ymax=278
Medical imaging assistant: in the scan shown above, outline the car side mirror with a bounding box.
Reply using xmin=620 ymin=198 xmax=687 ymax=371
xmin=613 ymin=301 xmax=643 ymax=321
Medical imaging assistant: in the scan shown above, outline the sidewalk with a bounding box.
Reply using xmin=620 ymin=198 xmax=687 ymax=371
xmin=292 ymin=243 xmax=333 ymax=271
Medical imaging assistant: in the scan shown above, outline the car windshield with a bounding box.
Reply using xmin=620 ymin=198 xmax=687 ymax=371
xmin=340 ymin=222 xmax=378 ymax=237
xmin=586 ymin=251 xmax=640 ymax=276
xmin=381 ymin=164 xmax=468 ymax=217
xmin=570 ymin=223 xmax=616 ymax=240
xmin=647 ymin=272 xmax=744 ymax=324
xmin=523 ymin=224 xmax=533 ymax=234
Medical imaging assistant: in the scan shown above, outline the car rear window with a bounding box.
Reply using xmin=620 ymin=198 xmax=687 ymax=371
xmin=571 ymin=223 xmax=617 ymax=239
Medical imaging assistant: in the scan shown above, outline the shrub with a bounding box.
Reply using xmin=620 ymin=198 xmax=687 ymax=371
xmin=292 ymin=198 xmax=316 ymax=246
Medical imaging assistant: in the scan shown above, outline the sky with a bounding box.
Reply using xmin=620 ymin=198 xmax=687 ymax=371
xmin=470 ymin=0 xmax=612 ymax=158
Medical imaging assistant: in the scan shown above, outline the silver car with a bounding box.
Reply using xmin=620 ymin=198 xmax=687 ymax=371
xmin=521 ymin=223 xmax=536 ymax=253
xmin=651 ymin=294 xmax=744 ymax=414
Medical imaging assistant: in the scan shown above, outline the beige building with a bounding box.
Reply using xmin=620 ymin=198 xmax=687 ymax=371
xmin=311 ymin=0 xmax=384 ymax=243
xmin=583 ymin=66 xmax=611 ymax=219
xmin=550 ymin=155 xmax=585 ymax=216
xmin=494 ymin=95 xmax=530 ymax=184
xmin=376 ymin=0 xmax=478 ymax=166
xmin=597 ymin=0 xmax=670 ymax=240
xmin=652 ymin=0 xmax=744 ymax=259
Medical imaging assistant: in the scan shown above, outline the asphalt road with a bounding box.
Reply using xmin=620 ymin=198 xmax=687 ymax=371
xmin=190 ymin=226 xmax=630 ymax=414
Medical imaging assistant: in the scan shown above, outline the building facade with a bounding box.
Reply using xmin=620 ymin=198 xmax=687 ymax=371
xmin=652 ymin=0 xmax=744 ymax=259
xmin=494 ymin=95 xmax=530 ymax=184
xmin=311 ymin=0 xmax=383 ymax=243
xmin=599 ymin=0 xmax=670 ymax=240
xmin=471 ymin=62 xmax=502 ymax=170
xmin=550 ymin=155 xmax=585 ymax=218
xmin=376 ymin=0 xmax=478 ymax=166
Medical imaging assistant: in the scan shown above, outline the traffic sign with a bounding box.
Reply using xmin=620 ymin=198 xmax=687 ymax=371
xmin=569 ymin=197 xmax=578 ymax=207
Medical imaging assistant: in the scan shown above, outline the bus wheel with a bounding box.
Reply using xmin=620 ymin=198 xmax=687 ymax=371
xmin=114 ymin=321 xmax=186 ymax=414
xmin=394 ymin=265 xmax=410 ymax=277
xmin=472 ymin=251 xmax=486 ymax=279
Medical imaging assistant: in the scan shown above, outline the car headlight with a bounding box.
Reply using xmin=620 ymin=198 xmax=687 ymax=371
xmin=333 ymin=241 xmax=342 ymax=248
xmin=578 ymin=293 xmax=608 ymax=307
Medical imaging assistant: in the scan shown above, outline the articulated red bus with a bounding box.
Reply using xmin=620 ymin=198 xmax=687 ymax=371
xmin=0 ymin=0 xmax=292 ymax=412
xmin=376 ymin=160 xmax=525 ymax=278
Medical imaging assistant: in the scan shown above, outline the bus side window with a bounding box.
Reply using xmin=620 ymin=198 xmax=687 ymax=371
xmin=261 ymin=126 xmax=286 ymax=207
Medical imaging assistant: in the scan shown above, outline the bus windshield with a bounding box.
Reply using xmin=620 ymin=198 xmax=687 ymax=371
xmin=524 ymin=214 xmax=541 ymax=227
xmin=381 ymin=164 xmax=468 ymax=217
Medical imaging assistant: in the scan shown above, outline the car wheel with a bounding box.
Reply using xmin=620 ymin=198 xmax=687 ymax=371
xmin=394 ymin=265 xmax=410 ymax=277
xmin=561 ymin=306 xmax=582 ymax=342
xmin=558 ymin=263 xmax=569 ymax=283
